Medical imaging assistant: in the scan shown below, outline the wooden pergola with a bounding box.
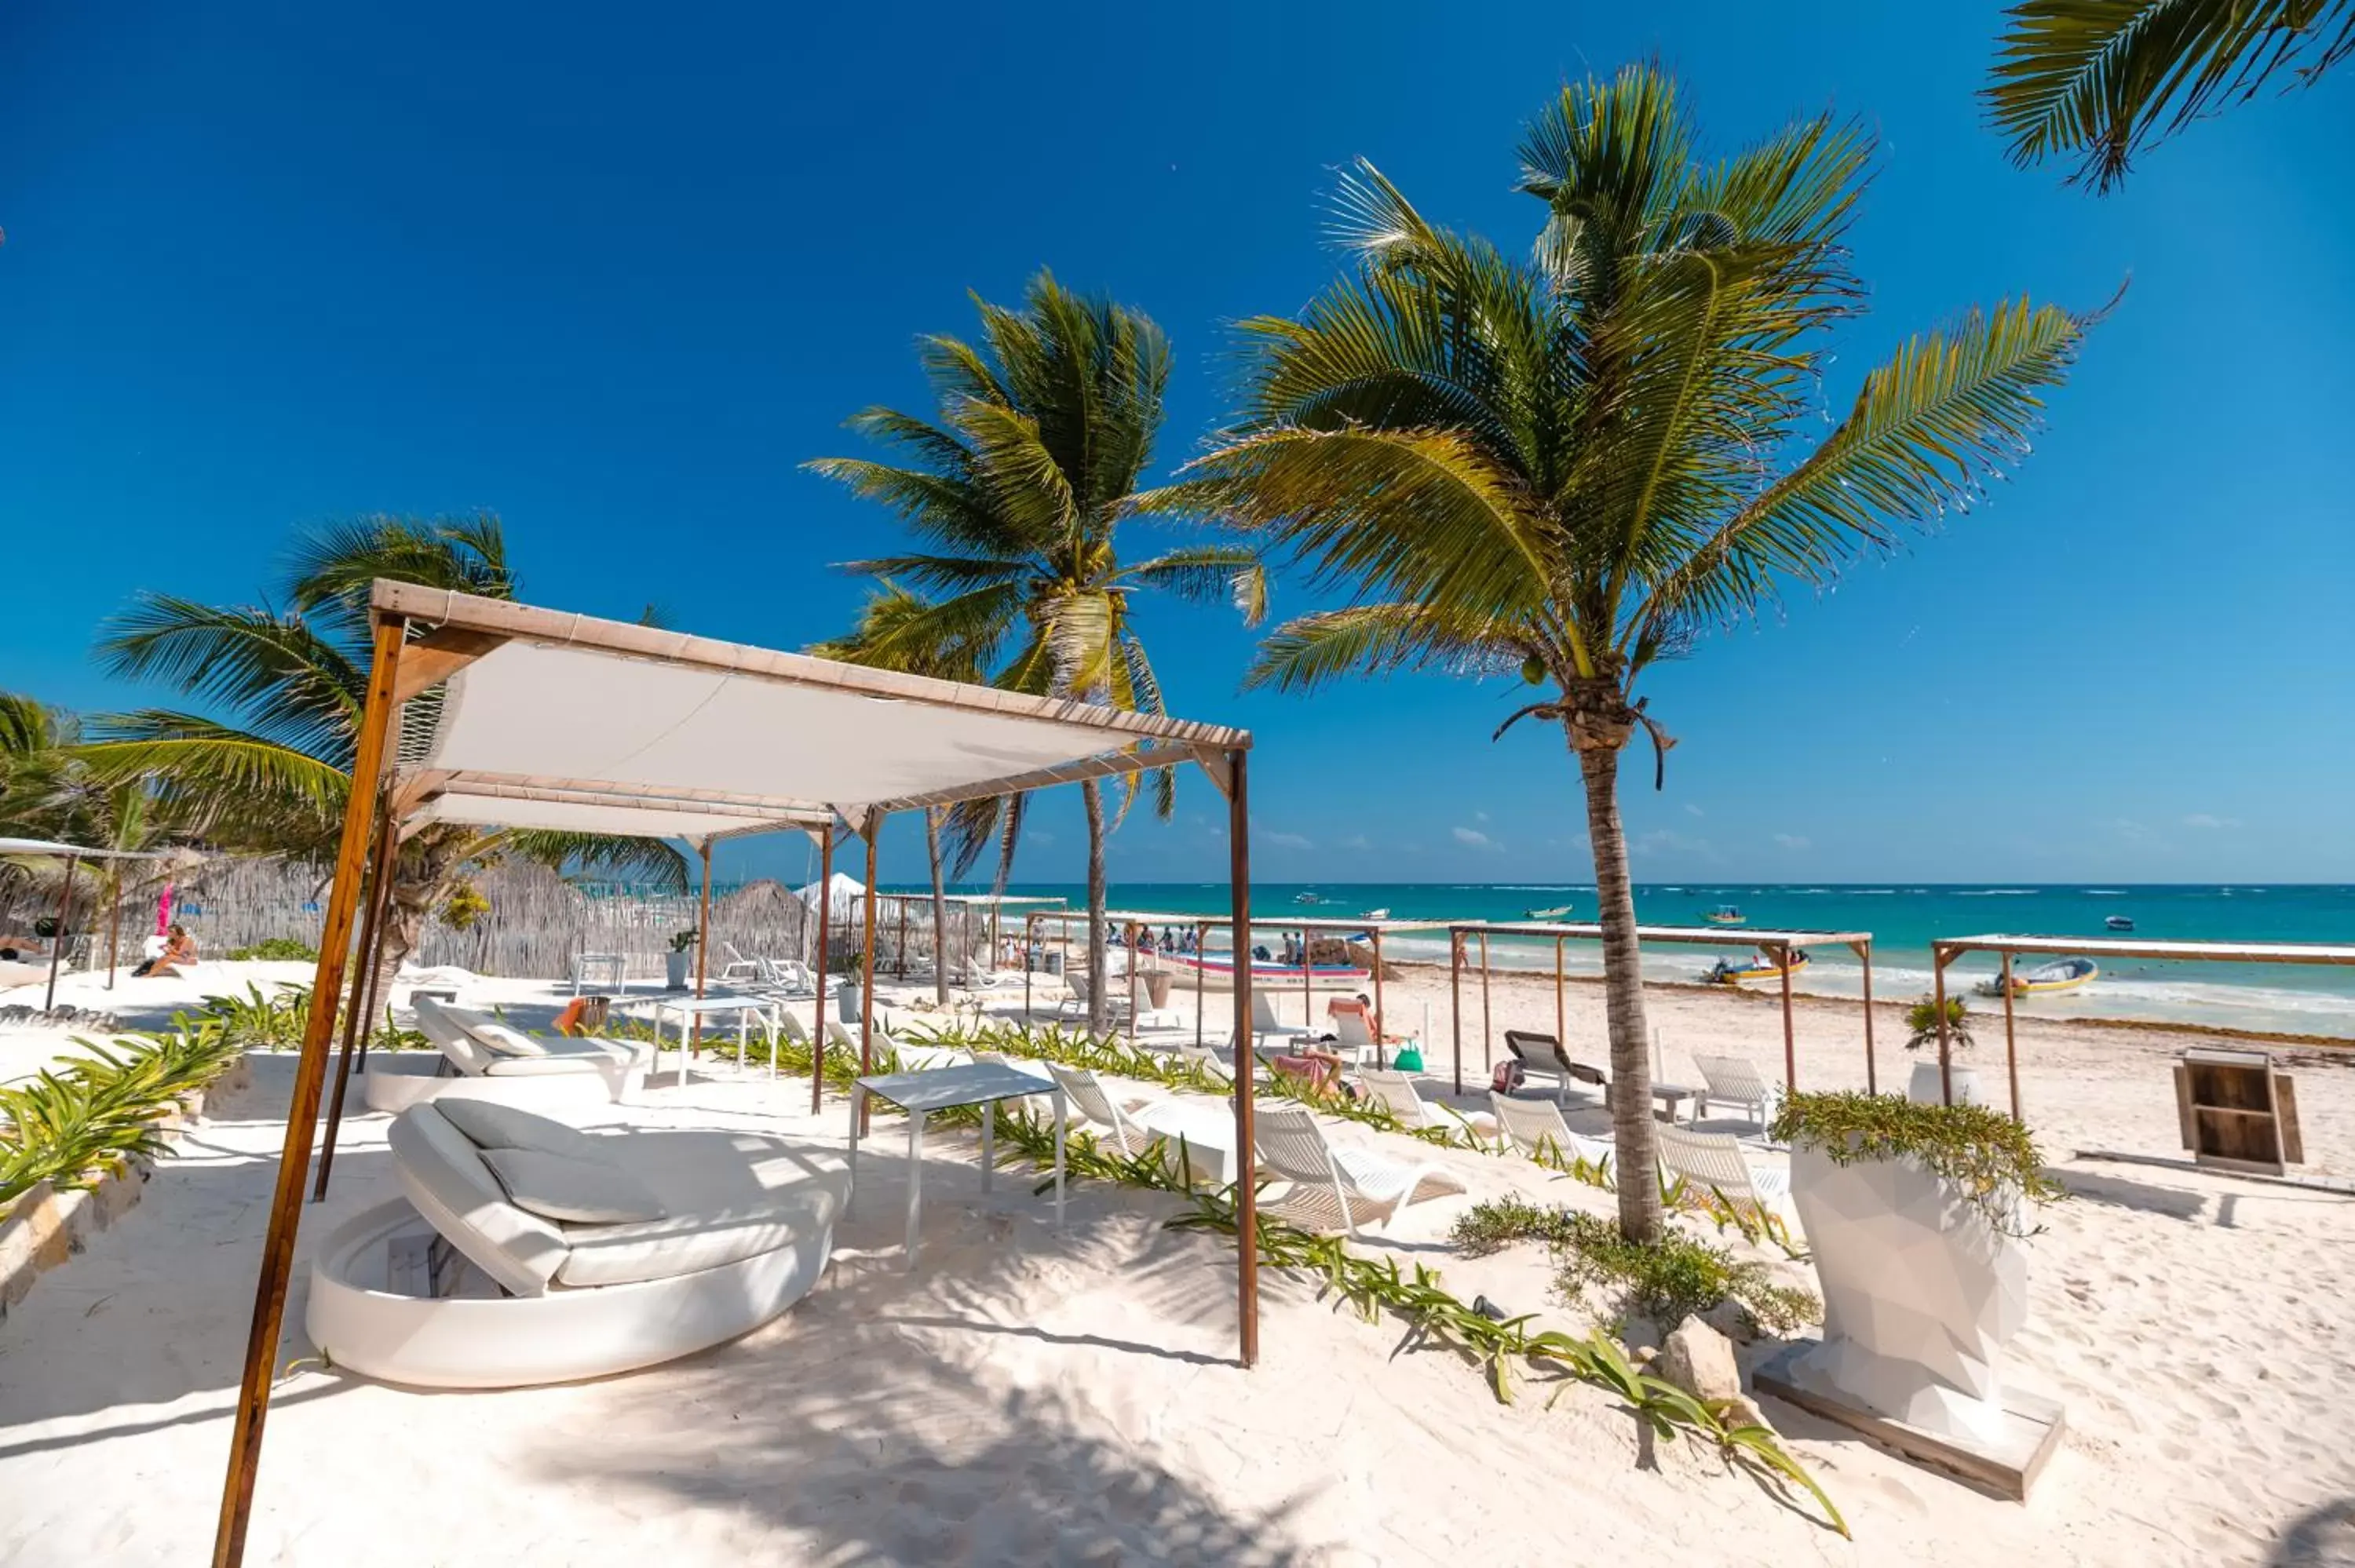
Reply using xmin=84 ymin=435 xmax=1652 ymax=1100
xmin=0 ymin=837 xmax=177 ymax=1008
xmin=1930 ymin=933 xmax=2355 ymax=1121
xmin=1018 ymin=908 xmax=1451 ymax=1063
xmin=864 ymin=891 xmax=1068 ymax=977
xmin=1443 ymin=921 xmax=1879 ymax=1096
xmin=210 ymin=583 xmax=1259 ymax=1567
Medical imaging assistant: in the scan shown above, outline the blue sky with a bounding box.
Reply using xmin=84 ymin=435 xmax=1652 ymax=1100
xmin=4 ymin=2 xmax=2350 ymax=888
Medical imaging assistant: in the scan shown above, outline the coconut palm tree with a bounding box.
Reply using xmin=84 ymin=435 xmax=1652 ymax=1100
xmin=810 ymin=582 xmax=991 ymax=1004
xmin=1988 ymin=0 xmax=2352 ymax=191
xmin=1170 ymin=66 xmax=2093 ymax=1239
xmin=807 ymin=271 xmax=1265 ymax=1030
xmin=82 ymin=513 xmax=689 ymax=992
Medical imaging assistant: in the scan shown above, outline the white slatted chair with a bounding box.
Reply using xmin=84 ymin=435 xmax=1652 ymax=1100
xmin=1251 ymin=1103 xmax=1466 ymax=1237
xmin=1042 ymin=1063 xmax=1162 ymax=1158
xmin=1358 ymin=1069 xmax=1497 ymax=1140
xmin=1655 ymin=1125 xmax=1790 ymax=1219
xmin=1058 ymin=972 xmax=1132 ymax=1026
xmin=1247 ymin=990 xmax=1316 ymax=1052
xmin=1487 ymin=1093 xmax=1615 ymax=1169
xmin=716 ymin=943 xmax=764 ymax=986
xmin=1692 ymin=1053 xmax=1781 ymax=1132
xmin=1170 ymin=1041 xmax=1233 ymax=1085
xmin=826 ymin=1018 xmax=966 ymax=1072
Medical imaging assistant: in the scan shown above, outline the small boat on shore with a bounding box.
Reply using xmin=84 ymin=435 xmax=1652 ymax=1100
xmin=1977 ymin=957 xmax=2099 ymax=997
xmin=1524 ymin=903 xmax=1574 ymax=920
xmin=2105 ymin=915 xmax=2134 ymax=931
xmin=1163 ymin=952 xmax=1372 ymax=991
xmin=1702 ymin=905 xmax=1746 ymax=926
xmin=1700 ymin=950 xmax=1809 ymax=986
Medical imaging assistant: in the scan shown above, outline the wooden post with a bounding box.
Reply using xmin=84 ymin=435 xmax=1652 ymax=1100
xmin=1779 ymin=942 xmax=1797 ymax=1094
xmin=690 ymin=839 xmax=713 ymax=1055
xmin=809 ymin=830 xmax=834 ymax=1114
xmin=1478 ymin=931 xmax=1492 ymax=1075
xmin=1022 ymin=912 xmax=1034 ymax=1026
xmin=40 ymin=855 xmax=77 ymax=1013
xmin=105 ymin=870 xmax=123 ymax=990
xmin=1371 ymin=929 xmax=1386 ymax=1070
xmin=1195 ymin=921 xmax=1207 ymax=1050
xmin=1859 ymin=941 xmax=1877 ymax=1096
xmin=858 ymin=823 xmax=880 ymax=1129
xmin=1300 ymin=922 xmax=1312 ymax=1031
xmin=1933 ymin=944 xmax=1953 ymax=1107
xmin=2002 ymin=950 xmax=2021 ymax=1122
xmin=1449 ymin=930 xmax=1464 ymax=1096
xmin=213 ymin=614 xmax=406 ymax=1568
xmin=1225 ymin=748 xmax=1257 ymax=1369
xmin=1126 ymin=921 xmax=1140 ymax=1044
xmin=313 ymin=795 xmax=399 ymax=1202
xmin=1554 ymin=935 xmax=1565 ymax=1046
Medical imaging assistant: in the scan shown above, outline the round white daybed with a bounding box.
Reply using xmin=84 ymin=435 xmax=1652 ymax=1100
xmin=307 ymin=1101 xmax=847 ymax=1389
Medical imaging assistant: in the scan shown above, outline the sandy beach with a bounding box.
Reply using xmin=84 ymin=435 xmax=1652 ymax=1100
xmin=2 ymin=959 xmax=2353 ymax=1566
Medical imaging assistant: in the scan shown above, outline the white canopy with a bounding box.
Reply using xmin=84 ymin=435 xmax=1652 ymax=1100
xmin=0 ymin=837 xmax=173 ymax=860
xmin=380 ymin=582 xmax=1248 ymax=838
xmin=795 ymin=871 xmax=866 ymax=917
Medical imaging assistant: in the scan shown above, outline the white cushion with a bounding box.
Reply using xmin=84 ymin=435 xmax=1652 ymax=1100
xmin=559 ymin=1180 xmax=842 ymax=1287
xmin=481 ymin=1147 xmax=667 ymax=1224
xmin=470 ymin=1020 xmax=551 ymax=1057
xmin=388 ymin=1107 xmax=571 ymax=1294
xmin=434 ymin=1098 xmax=613 ymax=1164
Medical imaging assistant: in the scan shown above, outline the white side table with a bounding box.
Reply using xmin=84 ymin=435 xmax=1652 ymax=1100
xmin=848 ymin=1063 xmax=1068 ymax=1270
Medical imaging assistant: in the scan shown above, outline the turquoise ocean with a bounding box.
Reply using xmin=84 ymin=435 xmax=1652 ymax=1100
xmin=911 ymin=883 xmax=2355 ymax=1041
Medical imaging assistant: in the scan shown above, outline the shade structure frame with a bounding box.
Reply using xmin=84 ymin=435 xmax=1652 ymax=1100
xmin=210 ymin=586 xmax=1258 ymax=1568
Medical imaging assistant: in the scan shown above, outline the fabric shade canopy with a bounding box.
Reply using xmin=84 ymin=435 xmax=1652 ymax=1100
xmin=0 ymin=837 xmax=173 ymax=860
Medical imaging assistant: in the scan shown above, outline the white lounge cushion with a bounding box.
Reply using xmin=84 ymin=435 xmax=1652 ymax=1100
xmin=482 ymin=1147 xmax=668 ymax=1224
xmin=470 ymin=1020 xmax=551 ymax=1056
xmin=388 ymin=1107 xmax=571 ymax=1294
xmin=435 ymin=1098 xmax=613 ymax=1163
xmin=558 ymin=1182 xmax=839 ymax=1287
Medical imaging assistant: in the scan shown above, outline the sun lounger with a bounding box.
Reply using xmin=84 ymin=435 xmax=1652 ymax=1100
xmin=1487 ymin=1092 xmax=1614 ymax=1169
xmin=1246 ymin=989 xmax=1316 ymax=1052
xmin=1501 ymin=1029 xmax=1607 ymax=1107
xmin=1170 ymin=1041 xmax=1233 ymax=1084
xmin=1042 ymin=1063 xmax=1164 ymax=1158
xmin=412 ymin=996 xmax=650 ymax=1103
xmin=306 ymin=1099 xmax=847 ymax=1388
xmin=1655 ymin=1124 xmax=1790 ymax=1219
xmin=1357 ymin=1068 xmax=1497 ymax=1139
xmin=1251 ymin=1103 xmax=1466 ymax=1237
xmin=1692 ymin=1052 xmax=1781 ymax=1132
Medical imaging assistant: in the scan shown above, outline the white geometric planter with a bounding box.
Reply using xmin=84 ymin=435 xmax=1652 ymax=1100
xmin=1907 ymin=1059 xmax=1984 ymax=1108
xmin=665 ymin=950 xmax=694 ymax=990
xmin=1784 ymin=1143 xmax=2025 ymax=1446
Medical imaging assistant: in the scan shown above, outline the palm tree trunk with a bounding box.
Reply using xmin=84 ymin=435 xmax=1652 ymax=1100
xmin=926 ymin=808 xmax=949 ymax=1005
xmin=1576 ymin=739 xmax=1663 ymax=1242
xmin=367 ymin=837 xmax=461 ymax=1027
xmin=1082 ymin=778 xmax=1108 ymax=1034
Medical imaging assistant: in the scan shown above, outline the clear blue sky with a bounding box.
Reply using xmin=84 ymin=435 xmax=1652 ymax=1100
xmin=5 ymin=2 xmax=2350 ymax=888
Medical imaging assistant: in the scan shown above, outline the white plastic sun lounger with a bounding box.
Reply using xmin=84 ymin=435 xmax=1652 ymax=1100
xmin=307 ymin=1099 xmax=848 ymax=1388
xmin=1692 ymin=1053 xmax=1781 ymax=1132
xmin=1358 ymin=1068 xmax=1497 ymax=1139
xmin=1251 ymin=1103 xmax=1465 ymax=1237
xmin=1246 ymin=990 xmax=1316 ymax=1052
xmin=407 ymin=997 xmax=650 ymax=1105
xmin=1042 ymin=1063 xmax=1164 ymax=1158
xmin=1655 ymin=1124 xmax=1790 ymax=1217
xmin=1488 ymin=1093 xmax=1614 ymax=1169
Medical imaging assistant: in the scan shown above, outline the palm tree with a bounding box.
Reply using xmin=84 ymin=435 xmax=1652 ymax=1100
xmin=82 ymin=513 xmax=690 ymax=994
xmin=1170 ymin=66 xmax=2092 ymax=1240
xmin=810 ymin=582 xmax=991 ymax=1004
xmin=807 ymin=271 xmax=1265 ymax=1030
xmin=1988 ymin=0 xmax=2353 ymax=191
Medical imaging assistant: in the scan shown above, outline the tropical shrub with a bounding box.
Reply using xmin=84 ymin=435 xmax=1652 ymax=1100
xmin=1451 ymin=1198 xmax=1819 ymax=1335
xmin=1770 ymin=1090 xmax=2064 ymax=1234
xmin=0 ymin=1023 xmax=244 ymax=1208
xmin=227 ymin=938 xmax=319 ymax=962
xmin=196 ymin=983 xmax=311 ymax=1051
xmin=1904 ymin=994 xmax=1973 ymax=1052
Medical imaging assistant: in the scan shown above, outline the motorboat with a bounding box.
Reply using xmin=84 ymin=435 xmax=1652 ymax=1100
xmin=1292 ymin=891 xmax=1324 ymax=906
xmin=1361 ymin=906 xmax=1391 ymax=921
xmin=1702 ymin=905 xmax=1746 ymax=925
xmin=1700 ymin=950 xmax=1809 ymax=986
xmin=1977 ymin=957 xmax=2099 ymax=997
xmin=1524 ymin=903 xmax=1574 ymax=920
xmin=1162 ymin=952 xmax=1372 ymax=990
xmin=2105 ymin=915 xmax=2134 ymax=931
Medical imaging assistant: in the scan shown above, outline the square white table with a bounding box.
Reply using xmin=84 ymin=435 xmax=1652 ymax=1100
xmin=620 ymin=993 xmax=782 ymax=1085
xmin=1131 ymin=1098 xmax=1240 ymax=1187
xmin=848 ymin=1062 xmax=1068 ymax=1270
xmin=571 ymin=953 xmax=630 ymax=996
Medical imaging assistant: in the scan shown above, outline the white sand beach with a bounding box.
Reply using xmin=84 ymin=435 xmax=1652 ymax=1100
xmin=2 ymin=959 xmax=2353 ymax=1566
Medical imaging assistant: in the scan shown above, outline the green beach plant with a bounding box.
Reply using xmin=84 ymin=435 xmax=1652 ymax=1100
xmin=0 ymin=1022 xmax=245 ymax=1209
xmin=1770 ymin=1089 xmax=2065 ymax=1235
xmin=1450 ymin=1197 xmax=1819 ymax=1334
xmin=225 ymin=937 xmax=319 ymax=962
xmin=1161 ymin=64 xmax=2094 ymax=1242
xmin=1905 ymin=994 xmax=1975 ymax=1052
xmin=196 ymin=983 xmax=312 ymax=1052
xmin=805 ymin=272 xmax=1268 ymax=1033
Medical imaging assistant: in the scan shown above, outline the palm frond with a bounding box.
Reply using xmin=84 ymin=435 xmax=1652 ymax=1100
xmin=1243 ymin=604 xmax=1521 ymax=694
xmin=1119 ymin=546 xmax=1269 ymax=626
xmin=1986 ymin=0 xmax=2355 ymax=191
xmin=91 ymin=597 xmax=364 ymax=763
xmin=502 ymin=830 xmax=691 ymax=893
xmin=75 ymin=718 xmax=349 ymax=844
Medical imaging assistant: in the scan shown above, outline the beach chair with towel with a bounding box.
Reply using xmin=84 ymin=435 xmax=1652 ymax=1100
xmin=1250 ymin=1103 xmax=1466 ymax=1237
xmin=1692 ymin=1053 xmax=1782 ymax=1133
xmin=1655 ymin=1124 xmax=1790 ymax=1220
xmin=1500 ymin=1029 xmax=1608 ymax=1107
xmin=1487 ymin=1093 xmax=1615 ymax=1170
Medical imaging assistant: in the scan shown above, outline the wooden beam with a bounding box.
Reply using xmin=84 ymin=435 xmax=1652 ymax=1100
xmin=389 ymin=628 xmax=508 ymax=704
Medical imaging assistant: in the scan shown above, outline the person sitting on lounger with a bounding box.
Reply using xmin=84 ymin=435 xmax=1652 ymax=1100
xmin=1269 ymin=1043 xmax=1353 ymax=1098
xmin=133 ymin=924 xmax=197 ymax=978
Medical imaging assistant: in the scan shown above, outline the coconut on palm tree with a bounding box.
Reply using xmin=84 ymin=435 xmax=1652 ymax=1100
xmin=807 ymin=271 xmax=1265 ymax=1030
xmin=1987 ymin=0 xmax=2353 ymax=191
xmin=810 ymin=582 xmax=991 ymax=1004
xmin=82 ymin=513 xmax=690 ymax=995
xmin=1170 ymin=66 xmax=2092 ymax=1239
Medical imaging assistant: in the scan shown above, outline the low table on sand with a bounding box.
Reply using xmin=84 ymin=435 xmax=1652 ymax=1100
xmin=619 ymin=993 xmax=781 ymax=1086
xmin=848 ymin=1062 xmax=1069 ymax=1270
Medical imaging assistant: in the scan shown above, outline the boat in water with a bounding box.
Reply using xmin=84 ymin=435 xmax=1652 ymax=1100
xmin=1292 ymin=891 xmax=1324 ymax=906
xmin=1977 ymin=957 xmax=2099 ymax=997
xmin=1361 ymin=906 xmax=1391 ymax=921
xmin=1524 ymin=903 xmax=1574 ymax=920
xmin=1702 ymin=905 xmax=1746 ymax=925
xmin=1700 ymin=950 xmax=1809 ymax=986
xmin=1162 ymin=952 xmax=1372 ymax=991
xmin=2105 ymin=915 xmax=2134 ymax=931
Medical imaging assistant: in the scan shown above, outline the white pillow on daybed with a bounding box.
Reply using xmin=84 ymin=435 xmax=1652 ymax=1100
xmin=480 ymin=1147 xmax=667 ymax=1224
xmin=435 ymin=1097 xmax=611 ymax=1160
xmin=469 ymin=1020 xmax=552 ymax=1057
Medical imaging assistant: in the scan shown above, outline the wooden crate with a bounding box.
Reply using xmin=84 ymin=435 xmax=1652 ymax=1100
xmin=2174 ymin=1048 xmax=2302 ymax=1176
